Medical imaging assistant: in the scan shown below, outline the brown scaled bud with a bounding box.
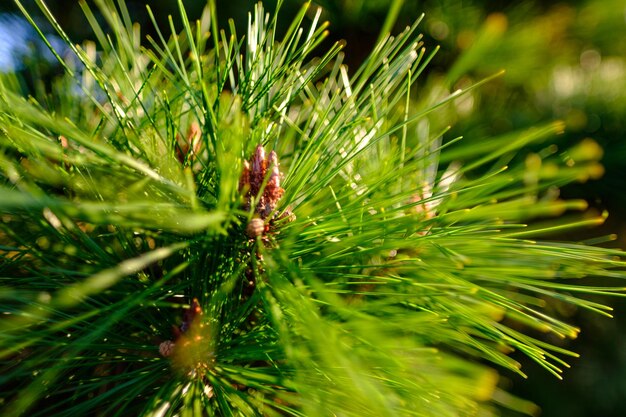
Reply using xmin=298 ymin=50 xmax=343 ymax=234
xmin=159 ymin=340 xmax=175 ymax=357
xmin=246 ymin=218 xmax=265 ymax=238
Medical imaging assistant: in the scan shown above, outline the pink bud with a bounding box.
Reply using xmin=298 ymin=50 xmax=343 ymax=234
xmin=264 ymin=150 xmax=284 ymax=216
xmin=251 ymin=145 xmax=267 ymax=177
xmin=239 ymin=160 xmax=251 ymax=191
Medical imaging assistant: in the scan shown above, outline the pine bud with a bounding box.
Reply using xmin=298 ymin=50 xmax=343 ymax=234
xmin=159 ymin=340 xmax=175 ymax=357
xmin=239 ymin=145 xmax=286 ymax=219
xmin=246 ymin=218 xmax=265 ymax=238
xmin=176 ymin=122 xmax=203 ymax=163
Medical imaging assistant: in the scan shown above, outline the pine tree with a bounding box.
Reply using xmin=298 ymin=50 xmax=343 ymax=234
xmin=1 ymin=1 xmax=624 ymax=416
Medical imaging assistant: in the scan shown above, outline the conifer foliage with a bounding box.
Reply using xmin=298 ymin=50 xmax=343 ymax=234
xmin=0 ymin=1 xmax=625 ymax=416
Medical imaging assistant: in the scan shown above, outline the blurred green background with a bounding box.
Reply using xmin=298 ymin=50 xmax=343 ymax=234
xmin=1 ymin=0 xmax=625 ymax=415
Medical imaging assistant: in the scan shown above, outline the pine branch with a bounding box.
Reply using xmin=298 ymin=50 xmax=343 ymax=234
xmin=0 ymin=1 xmax=624 ymax=416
